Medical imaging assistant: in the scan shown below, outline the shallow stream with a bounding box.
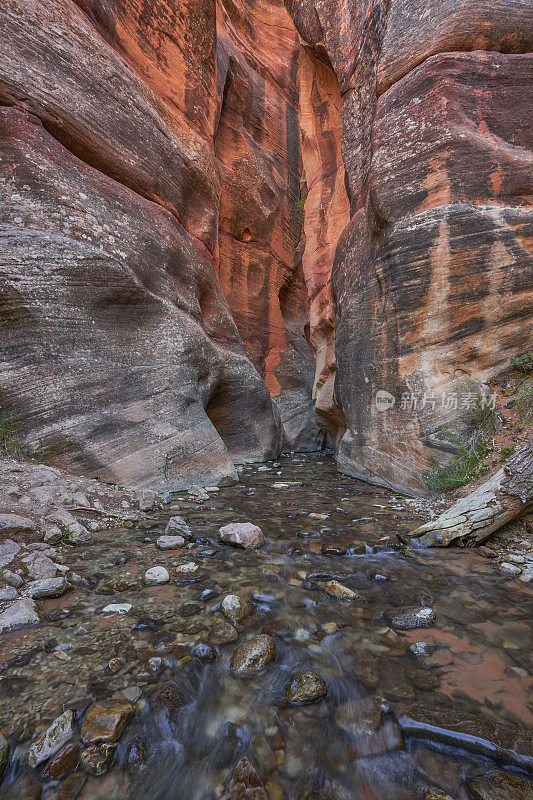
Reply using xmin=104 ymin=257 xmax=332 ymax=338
xmin=1 ymin=454 xmax=532 ymax=799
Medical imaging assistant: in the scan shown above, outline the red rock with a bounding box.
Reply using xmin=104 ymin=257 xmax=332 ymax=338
xmin=47 ymin=742 xmax=81 ymax=778
xmin=219 ymin=522 xmax=265 ymax=549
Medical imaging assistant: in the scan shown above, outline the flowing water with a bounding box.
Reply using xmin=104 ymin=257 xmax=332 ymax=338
xmin=1 ymin=454 xmax=532 ymax=799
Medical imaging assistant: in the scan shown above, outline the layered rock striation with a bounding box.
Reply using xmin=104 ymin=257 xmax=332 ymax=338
xmin=1 ymin=0 xmax=531 ymax=492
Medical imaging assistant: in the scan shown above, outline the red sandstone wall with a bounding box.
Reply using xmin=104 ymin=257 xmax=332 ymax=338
xmin=287 ymin=0 xmax=533 ymax=493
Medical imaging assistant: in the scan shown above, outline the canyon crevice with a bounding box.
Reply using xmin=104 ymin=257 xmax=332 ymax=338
xmin=0 ymin=0 xmax=531 ymax=493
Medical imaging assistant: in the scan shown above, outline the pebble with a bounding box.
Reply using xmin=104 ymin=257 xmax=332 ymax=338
xmin=336 ymin=696 xmax=385 ymax=736
xmin=321 ymin=580 xmax=359 ymax=601
xmin=284 ymin=671 xmax=327 ymax=704
xmin=210 ymin=620 xmax=239 ymax=645
xmin=407 ymin=642 xmax=453 ymax=669
xmin=499 ymin=562 xmax=522 ymax=576
xmin=230 ymin=634 xmax=276 ymax=672
xmin=175 ymin=562 xmax=199 ymax=573
xmin=219 ymin=522 xmax=265 ymax=549
xmin=165 ymin=516 xmax=192 ymax=538
xmin=156 ymin=534 xmax=185 ymax=549
xmin=28 ymin=710 xmax=75 ymax=767
xmin=191 ymin=642 xmax=217 ymax=661
xmin=221 ymin=594 xmax=252 ymax=625
xmin=387 ymin=607 xmax=436 ymax=630
xmin=143 ymin=566 xmax=170 ymax=584
xmin=101 ymin=603 xmax=132 ymax=615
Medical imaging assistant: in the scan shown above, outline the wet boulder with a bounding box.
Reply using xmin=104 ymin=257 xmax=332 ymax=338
xmin=28 ymin=710 xmax=75 ymax=767
xmin=230 ymin=634 xmax=276 ymax=672
xmin=221 ymin=594 xmax=253 ymax=625
xmin=284 ymin=671 xmax=327 ymax=704
xmin=387 ymin=607 xmax=436 ymax=630
xmin=81 ymin=698 xmax=134 ymax=744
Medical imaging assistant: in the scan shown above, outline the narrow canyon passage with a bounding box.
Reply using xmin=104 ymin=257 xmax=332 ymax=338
xmin=1 ymin=456 xmax=531 ymax=799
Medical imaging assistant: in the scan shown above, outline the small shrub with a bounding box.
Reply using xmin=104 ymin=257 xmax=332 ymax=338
xmin=500 ymin=445 xmax=515 ymax=462
xmin=464 ymin=392 xmax=498 ymax=433
xmin=514 ymin=378 xmax=533 ymax=424
xmin=424 ymin=433 xmax=490 ymax=493
xmin=511 ymin=351 xmax=533 ymax=373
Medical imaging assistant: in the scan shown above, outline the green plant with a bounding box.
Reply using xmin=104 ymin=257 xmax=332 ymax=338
xmin=295 ymin=198 xmax=305 ymax=227
xmin=464 ymin=392 xmax=498 ymax=433
xmin=0 ymin=408 xmax=24 ymax=460
xmin=424 ymin=433 xmax=490 ymax=493
xmin=61 ymin=529 xmax=70 ymax=542
xmin=500 ymin=445 xmax=516 ymax=462
xmin=511 ymin=351 xmax=533 ymax=373
xmin=514 ymin=378 xmax=533 ymax=424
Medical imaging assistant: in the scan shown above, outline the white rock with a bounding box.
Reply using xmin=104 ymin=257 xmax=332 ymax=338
xmin=0 ymin=539 xmax=21 ymax=569
xmin=165 ymin=516 xmax=192 ymax=537
xmin=0 ymin=598 xmax=39 ymax=633
xmin=0 ymin=587 xmax=18 ymax=602
xmin=500 ymin=562 xmax=522 ymax=576
xmin=23 ymin=577 xmax=69 ymax=599
xmin=22 ymin=553 xmax=58 ymax=580
xmin=28 ymin=710 xmax=74 ymax=767
xmin=156 ymin=534 xmax=185 ymax=550
xmin=144 ymin=566 xmax=169 ymax=585
xmin=102 ymin=603 xmax=132 ymax=615
xmin=175 ymin=562 xmax=198 ymax=574
xmin=138 ymin=489 xmax=157 ymax=511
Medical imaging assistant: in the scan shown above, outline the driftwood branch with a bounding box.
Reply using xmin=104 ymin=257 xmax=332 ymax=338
xmin=403 ymin=439 xmax=533 ymax=547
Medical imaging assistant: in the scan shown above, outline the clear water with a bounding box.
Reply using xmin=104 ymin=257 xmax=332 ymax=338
xmin=1 ymin=454 xmax=531 ymax=799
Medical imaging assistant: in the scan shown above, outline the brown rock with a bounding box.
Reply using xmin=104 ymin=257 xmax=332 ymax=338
xmin=81 ymin=699 xmax=134 ymax=744
xmin=219 ymin=523 xmax=265 ymax=549
xmin=48 ymin=742 xmax=81 ymax=778
xmin=230 ymin=634 xmax=276 ymax=672
xmin=80 ymin=743 xmax=117 ymax=776
xmin=284 ymin=671 xmax=327 ymax=704
xmin=59 ymin=772 xmax=86 ymax=800
xmin=467 ymin=770 xmax=533 ymax=800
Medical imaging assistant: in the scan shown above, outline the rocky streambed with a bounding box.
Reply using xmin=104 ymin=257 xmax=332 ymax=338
xmin=0 ymin=454 xmax=532 ymax=799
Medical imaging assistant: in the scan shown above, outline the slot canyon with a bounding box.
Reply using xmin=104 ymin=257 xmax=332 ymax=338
xmin=0 ymin=1 xmax=532 ymax=799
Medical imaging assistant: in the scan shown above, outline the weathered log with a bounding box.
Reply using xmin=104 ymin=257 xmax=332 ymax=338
xmin=403 ymin=439 xmax=533 ymax=547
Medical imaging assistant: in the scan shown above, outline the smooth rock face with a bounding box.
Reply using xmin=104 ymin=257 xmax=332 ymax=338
xmin=284 ymin=671 xmax=327 ymax=704
xmin=0 ymin=598 xmax=39 ymax=634
xmin=287 ymin=1 xmax=533 ymax=493
xmin=219 ymin=523 xmax=265 ymax=549
xmin=1 ymin=0 xmax=531 ymax=494
xmin=230 ymin=634 xmax=276 ymax=672
xmin=28 ymin=710 xmax=74 ymax=767
xmin=321 ymin=580 xmax=359 ymax=601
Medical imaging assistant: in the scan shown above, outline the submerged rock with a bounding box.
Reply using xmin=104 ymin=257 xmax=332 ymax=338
xmin=284 ymin=671 xmax=327 ymax=704
xmin=230 ymin=634 xmax=276 ymax=672
xmin=321 ymin=580 xmax=359 ymax=601
xmin=335 ymin=696 xmax=385 ymax=736
xmin=219 ymin=522 xmax=265 ymax=549
xmin=407 ymin=642 xmax=453 ymax=669
xmin=210 ymin=620 xmax=239 ymax=645
xmin=80 ymin=742 xmax=117 ymax=775
xmin=219 ymin=757 xmax=267 ymax=800
xmin=28 ymin=710 xmax=75 ymax=767
xmin=0 ymin=733 xmax=8 ymax=777
xmin=387 ymin=607 xmax=436 ymax=630
xmin=467 ymin=770 xmax=533 ymax=800
xmin=191 ymin=642 xmax=217 ymax=661
xmin=221 ymin=594 xmax=252 ymax=625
